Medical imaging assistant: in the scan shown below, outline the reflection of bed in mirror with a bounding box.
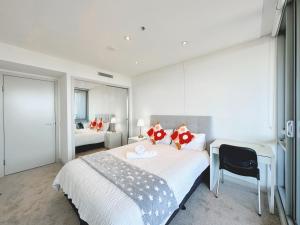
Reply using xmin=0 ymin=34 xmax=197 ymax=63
xmin=75 ymin=114 xmax=113 ymax=153
xmin=75 ymin=129 xmax=106 ymax=152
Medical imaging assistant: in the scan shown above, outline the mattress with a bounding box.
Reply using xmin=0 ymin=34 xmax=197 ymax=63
xmin=53 ymin=140 xmax=209 ymax=225
xmin=75 ymin=129 xmax=105 ymax=147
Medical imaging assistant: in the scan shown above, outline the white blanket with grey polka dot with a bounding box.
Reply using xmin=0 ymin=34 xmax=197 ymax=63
xmin=81 ymin=152 xmax=178 ymax=225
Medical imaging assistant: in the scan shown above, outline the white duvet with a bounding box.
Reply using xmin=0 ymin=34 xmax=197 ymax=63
xmin=75 ymin=129 xmax=105 ymax=147
xmin=53 ymin=140 xmax=209 ymax=225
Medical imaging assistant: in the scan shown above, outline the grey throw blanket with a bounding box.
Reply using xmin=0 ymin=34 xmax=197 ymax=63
xmin=81 ymin=152 xmax=178 ymax=225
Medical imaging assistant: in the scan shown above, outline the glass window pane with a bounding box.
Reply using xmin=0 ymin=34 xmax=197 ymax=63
xmin=74 ymin=90 xmax=87 ymax=120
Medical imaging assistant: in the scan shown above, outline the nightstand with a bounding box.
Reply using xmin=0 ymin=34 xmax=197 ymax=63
xmin=128 ymin=136 xmax=147 ymax=144
xmin=105 ymin=132 xmax=122 ymax=149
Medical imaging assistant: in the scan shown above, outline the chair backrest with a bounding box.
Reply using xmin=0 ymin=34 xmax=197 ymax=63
xmin=219 ymin=144 xmax=259 ymax=179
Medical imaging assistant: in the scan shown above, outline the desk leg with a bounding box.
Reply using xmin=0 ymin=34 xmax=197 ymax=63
xmin=266 ymin=159 xmax=275 ymax=214
xmin=210 ymin=151 xmax=219 ymax=191
xmin=269 ymin=158 xmax=276 ymax=214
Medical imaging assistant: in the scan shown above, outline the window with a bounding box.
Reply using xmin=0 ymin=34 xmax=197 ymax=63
xmin=74 ymin=89 xmax=88 ymax=121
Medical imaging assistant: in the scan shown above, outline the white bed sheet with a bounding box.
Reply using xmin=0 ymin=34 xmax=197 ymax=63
xmin=75 ymin=129 xmax=105 ymax=147
xmin=53 ymin=140 xmax=209 ymax=225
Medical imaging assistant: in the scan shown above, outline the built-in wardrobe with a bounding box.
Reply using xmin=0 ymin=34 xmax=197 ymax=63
xmin=73 ymin=80 xmax=129 ymax=146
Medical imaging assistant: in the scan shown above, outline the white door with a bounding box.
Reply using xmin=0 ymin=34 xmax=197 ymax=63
xmin=3 ymin=75 xmax=55 ymax=175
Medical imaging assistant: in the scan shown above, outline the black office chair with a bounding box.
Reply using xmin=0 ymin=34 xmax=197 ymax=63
xmin=215 ymin=144 xmax=261 ymax=216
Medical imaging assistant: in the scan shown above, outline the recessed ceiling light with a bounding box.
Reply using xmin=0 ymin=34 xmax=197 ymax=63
xmin=181 ymin=41 xmax=188 ymax=46
xmin=124 ymin=35 xmax=131 ymax=41
xmin=135 ymin=61 xmax=139 ymax=65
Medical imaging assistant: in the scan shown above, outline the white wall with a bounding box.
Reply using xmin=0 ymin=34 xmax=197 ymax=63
xmin=0 ymin=42 xmax=131 ymax=171
xmin=132 ymin=37 xmax=276 ymax=187
xmin=59 ymin=75 xmax=73 ymax=163
xmin=133 ymin=37 xmax=276 ymax=142
xmin=0 ymin=75 xmax=3 ymax=177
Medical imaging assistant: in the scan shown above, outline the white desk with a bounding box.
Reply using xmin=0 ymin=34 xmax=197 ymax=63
xmin=209 ymin=139 xmax=276 ymax=214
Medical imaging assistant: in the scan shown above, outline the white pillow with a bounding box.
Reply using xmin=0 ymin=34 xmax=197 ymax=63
xmin=182 ymin=133 xmax=206 ymax=151
xmin=156 ymin=129 xmax=173 ymax=145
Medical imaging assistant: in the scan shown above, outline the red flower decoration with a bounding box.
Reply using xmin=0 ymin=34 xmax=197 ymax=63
xmin=147 ymin=128 xmax=154 ymax=137
xmin=179 ymin=131 xmax=194 ymax=144
xmin=97 ymin=121 xmax=103 ymax=130
xmin=154 ymin=129 xmax=166 ymax=141
xmin=171 ymin=130 xmax=178 ymax=140
xmin=90 ymin=120 xmax=97 ymax=128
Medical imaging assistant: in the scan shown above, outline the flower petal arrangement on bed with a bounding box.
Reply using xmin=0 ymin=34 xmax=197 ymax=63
xmin=53 ymin=124 xmax=209 ymax=225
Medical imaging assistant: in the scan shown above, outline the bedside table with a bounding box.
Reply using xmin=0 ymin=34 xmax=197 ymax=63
xmin=128 ymin=136 xmax=147 ymax=144
xmin=105 ymin=132 xmax=122 ymax=149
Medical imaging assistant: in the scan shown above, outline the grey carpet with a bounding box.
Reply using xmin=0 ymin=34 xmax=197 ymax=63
xmin=0 ymin=163 xmax=281 ymax=225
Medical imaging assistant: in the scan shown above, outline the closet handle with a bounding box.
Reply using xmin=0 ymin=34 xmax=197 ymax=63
xmin=286 ymin=120 xmax=294 ymax=138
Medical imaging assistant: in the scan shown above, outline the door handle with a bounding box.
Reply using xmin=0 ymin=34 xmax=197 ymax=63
xmin=286 ymin=120 xmax=294 ymax=138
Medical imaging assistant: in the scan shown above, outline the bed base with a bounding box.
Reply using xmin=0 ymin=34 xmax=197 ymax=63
xmin=165 ymin=167 xmax=209 ymax=224
xmin=66 ymin=167 xmax=209 ymax=225
xmin=75 ymin=142 xmax=105 ymax=153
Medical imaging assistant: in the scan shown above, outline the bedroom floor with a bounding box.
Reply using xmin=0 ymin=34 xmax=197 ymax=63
xmin=0 ymin=163 xmax=281 ymax=225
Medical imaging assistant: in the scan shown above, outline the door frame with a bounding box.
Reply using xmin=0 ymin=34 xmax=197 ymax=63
xmin=0 ymin=70 xmax=60 ymax=177
xmin=296 ymin=0 xmax=300 ymax=223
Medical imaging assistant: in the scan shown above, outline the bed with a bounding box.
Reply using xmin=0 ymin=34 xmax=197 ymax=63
xmin=75 ymin=129 xmax=106 ymax=151
xmin=75 ymin=114 xmax=113 ymax=153
xmin=54 ymin=115 xmax=212 ymax=225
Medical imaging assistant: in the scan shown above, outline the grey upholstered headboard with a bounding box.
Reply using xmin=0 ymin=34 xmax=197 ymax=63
xmin=93 ymin=114 xmax=114 ymax=123
xmin=150 ymin=115 xmax=213 ymax=147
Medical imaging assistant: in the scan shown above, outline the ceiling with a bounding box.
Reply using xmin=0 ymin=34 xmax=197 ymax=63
xmin=0 ymin=0 xmax=276 ymax=76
